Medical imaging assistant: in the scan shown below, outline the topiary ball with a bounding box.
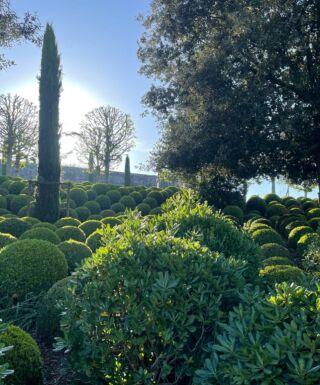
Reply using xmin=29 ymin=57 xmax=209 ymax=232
xmin=84 ymin=200 xmax=101 ymax=214
xmin=265 ymin=203 xmax=288 ymax=218
xmin=8 ymin=181 xmax=26 ymax=195
xmin=246 ymin=196 xmax=267 ymax=214
xmin=0 ymin=232 xmax=17 ymax=249
xmin=261 ymin=256 xmax=294 ymax=268
xmin=142 ymin=197 xmax=158 ymax=209
xmin=69 ymin=188 xmax=88 ymax=207
xmin=0 ymin=240 xmax=68 ymax=300
xmin=95 ymin=195 xmax=111 ymax=210
xmin=92 ymin=183 xmax=109 ymax=195
xmin=58 ymin=240 xmax=92 ymax=272
xmin=223 ymin=205 xmax=244 ymax=223
xmin=259 ymin=265 xmax=306 ymax=285
xmin=264 ymin=193 xmax=281 ymax=203
xmin=21 ymin=216 xmax=40 ymax=226
xmin=302 ymin=201 xmax=316 ymax=212
xmin=136 ymin=203 xmax=151 ymax=216
xmin=110 ymin=202 xmax=125 ymax=214
xmin=17 ymin=204 xmax=35 ymax=218
xmin=33 ymin=222 xmax=56 ymax=231
xmin=88 ymin=214 xmax=102 ymax=220
xmin=56 ymin=226 xmax=86 ymax=243
xmin=296 ymin=233 xmax=320 ymax=258
xmin=251 ymin=228 xmax=283 ymax=246
xmin=75 ymin=206 xmax=91 ymax=222
xmin=101 ymin=209 xmax=116 ymax=218
xmin=79 ymin=220 xmax=102 ymax=237
xmin=130 ymin=191 xmax=143 ymax=205
xmin=119 ymin=187 xmax=131 ymax=196
xmin=150 ymin=207 xmax=164 ymax=215
xmin=86 ymin=230 xmax=103 ymax=252
xmin=55 ymin=217 xmax=81 ymax=228
xmin=119 ymin=195 xmax=136 ymax=209
xmin=59 ymin=207 xmax=79 ymax=219
xmin=0 ymin=217 xmax=32 ymax=237
xmin=0 ymin=195 xmax=7 ymax=209
xmin=86 ymin=189 xmax=97 ymax=201
xmin=288 ymin=226 xmax=314 ymax=249
xmin=308 ymin=217 xmax=320 ymax=231
xmin=0 ymin=325 xmax=43 ymax=385
xmin=101 ymin=217 xmax=121 ymax=227
xmin=10 ymin=194 xmax=31 ymax=215
xmin=36 ymin=277 xmax=70 ymax=342
xmin=307 ymin=208 xmax=320 ymax=220
xmin=20 ymin=227 xmax=61 ymax=244
xmin=107 ymin=189 xmax=121 ymax=204
xmin=147 ymin=191 xmax=165 ymax=205
xmin=260 ymin=243 xmax=290 ymax=259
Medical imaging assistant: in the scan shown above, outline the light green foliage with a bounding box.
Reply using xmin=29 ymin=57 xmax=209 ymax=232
xmin=288 ymin=226 xmax=314 ymax=249
xmin=296 ymin=233 xmax=320 ymax=259
xmin=20 ymin=228 xmax=61 ymax=244
xmin=251 ymin=228 xmax=283 ymax=246
xmin=0 ymin=233 xmax=17 ymax=249
xmin=261 ymin=256 xmax=293 ymax=268
xmin=307 ymin=208 xmax=320 ymax=219
xmin=56 ymin=226 xmax=86 ymax=242
xmin=85 ymin=230 xmax=103 ymax=252
xmin=55 ymin=217 xmax=81 ymax=228
xmin=56 ymin=215 xmax=246 ymax=385
xmin=0 ymin=218 xmax=31 ymax=237
xmin=0 ymin=240 xmax=67 ymax=300
xmin=259 ymin=265 xmax=305 ymax=285
xmin=194 ymin=283 xmax=320 ymax=385
xmin=302 ymin=236 xmax=320 ymax=272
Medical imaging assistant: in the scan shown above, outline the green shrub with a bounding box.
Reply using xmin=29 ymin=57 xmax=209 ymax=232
xmin=265 ymin=203 xmax=288 ymax=217
xmin=0 ymin=325 xmax=43 ymax=385
xmin=110 ymin=202 xmax=125 ymax=213
xmin=0 ymin=188 xmax=8 ymax=197
xmin=17 ymin=204 xmax=35 ymax=217
xmin=69 ymin=188 xmax=88 ymax=206
xmin=75 ymin=206 xmax=91 ymax=221
xmin=84 ymin=200 xmax=101 ymax=214
xmin=101 ymin=217 xmax=121 ymax=227
xmin=119 ymin=195 xmax=136 ymax=209
xmin=86 ymin=189 xmax=97 ymax=200
xmin=36 ymin=278 xmax=70 ymax=341
xmin=56 ymin=226 xmax=86 ymax=243
xmin=79 ymin=220 xmax=102 ymax=236
xmin=33 ymin=222 xmax=56 ymax=231
xmin=0 ymin=218 xmax=31 ymax=237
xmin=0 ymin=196 xmax=6 ymax=210
xmin=60 ymin=199 xmax=76 ymax=209
xmin=59 ymin=207 xmax=78 ymax=219
xmin=289 ymin=207 xmax=305 ymax=215
xmin=259 ymin=265 xmax=305 ymax=284
xmin=284 ymin=220 xmax=307 ymax=237
xmin=0 ymin=233 xmax=17 ymax=249
xmin=20 ymin=228 xmax=61 ymax=244
xmin=251 ymin=228 xmax=283 ymax=246
xmin=302 ymin=236 xmax=320 ymax=272
xmin=88 ymin=214 xmax=102 ymax=220
xmin=0 ymin=180 xmax=12 ymax=191
xmin=55 ymin=217 xmax=81 ymax=228
xmin=142 ymin=197 xmax=158 ymax=209
xmin=302 ymin=200 xmax=316 ymax=211
xmin=119 ymin=186 xmax=130 ymax=196
xmin=58 ymin=240 xmax=92 ymax=272
xmin=9 ymin=195 xmax=30 ymax=214
xmin=8 ymin=181 xmax=25 ymax=195
xmin=56 ymin=221 xmax=246 ymax=385
xmin=21 ymin=216 xmax=40 ymax=226
xmin=195 ymin=284 xmax=320 ymax=385
xmin=101 ymin=209 xmax=116 ymax=218
xmin=150 ymin=207 xmax=164 ymax=215
xmin=288 ymin=225 xmax=314 ymax=249
xmin=296 ymin=233 xmax=319 ymax=258
xmin=222 ymin=205 xmax=244 ymax=222
xmin=261 ymin=256 xmax=293 ymax=268
xmin=0 ymin=240 xmax=67 ymax=300
xmin=260 ymin=243 xmax=290 ymax=259
xmin=130 ymin=191 xmax=143 ymax=204
xmin=85 ymin=230 xmax=103 ymax=252
xmin=269 ymin=215 xmax=280 ymax=227
xmin=136 ymin=202 xmax=151 ymax=215
xmin=250 ymin=218 xmax=271 ymax=226
xmin=308 ymin=217 xmax=320 ymax=231
xmin=248 ymin=223 xmax=272 ymax=234
xmin=245 ymin=195 xmax=267 ymax=214
xmin=95 ymin=195 xmax=111 ymax=210
xmin=107 ymin=189 xmax=121 ymax=203
xmin=263 ymin=193 xmax=281 ymax=203
xmin=92 ymin=183 xmax=109 ymax=195
xmin=147 ymin=190 xmax=165 ymax=205
xmin=307 ymin=207 xmax=320 ymax=219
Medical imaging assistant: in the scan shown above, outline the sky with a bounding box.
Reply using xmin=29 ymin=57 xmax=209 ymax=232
xmin=0 ymin=0 xmax=317 ymax=198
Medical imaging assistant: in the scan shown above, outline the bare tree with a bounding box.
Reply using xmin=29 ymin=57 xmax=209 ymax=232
xmin=75 ymin=106 xmax=135 ymax=182
xmin=0 ymin=94 xmax=38 ymax=175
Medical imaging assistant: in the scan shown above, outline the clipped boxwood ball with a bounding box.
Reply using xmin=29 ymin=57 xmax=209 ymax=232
xmin=86 ymin=230 xmax=103 ymax=252
xmin=88 ymin=214 xmax=102 ymax=220
xmin=101 ymin=209 xmax=116 ymax=218
xmin=101 ymin=217 xmax=121 ymax=227
xmin=0 ymin=188 xmax=8 ymax=196
xmin=60 ymin=199 xmax=77 ymax=209
xmin=20 ymin=227 xmax=61 ymax=244
xmin=75 ymin=206 xmax=91 ymax=222
xmin=56 ymin=226 xmax=86 ymax=243
xmin=8 ymin=181 xmax=26 ymax=195
xmin=142 ymin=197 xmax=158 ymax=209
xmin=110 ymin=202 xmax=125 ymax=213
xmin=58 ymin=240 xmax=92 ymax=272
xmin=252 ymin=228 xmax=283 ymax=246
xmin=119 ymin=187 xmax=131 ymax=196
xmin=79 ymin=220 xmax=102 ymax=237
xmin=289 ymin=207 xmax=305 ymax=215
xmin=21 ymin=216 xmax=40 ymax=225
xmin=69 ymin=188 xmax=88 ymax=206
xmin=92 ymin=183 xmax=109 ymax=195
xmin=223 ymin=205 xmax=244 ymax=222
xmin=59 ymin=207 xmax=79 ymax=219
xmin=284 ymin=220 xmax=307 ymax=237
xmin=302 ymin=201 xmax=316 ymax=211
xmin=308 ymin=217 xmax=320 ymax=231
xmin=129 ymin=191 xmax=143 ymax=205
xmin=296 ymin=233 xmax=320 ymax=258
xmin=84 ymin=200 xmax=101 ymax=214
xmin=261 ymin=256 xmax=293 ymax=268
xmin=248 ymin=224 xmax=272 ymax=234
xmin=0 ymin=217 xmax=31 ymax=237
xmin=0 ymin=195 xmax=7 ymax=209
xmin=0 ymin=325 xmax=43 ymax=385
xmin=136 ymin=203 xmax=151 ymax=216
xmin=260 ymin=243 xmax=290 ymax=259
xmin=265 ymin=204 xmax=288 ymax=218
xmin=147 ymin=191 xmax=165 ymax=205
xmin=86 ymin=189 xmax=97 ymax=201
xmin=96 ymin=195 xmax=111 ymax=210
xmin=246 ymin=196 xmax=267 ymax=214
xmin=0 ymin=240 xmax=67 ymax=300
xmin=17 ymin=204 xmax=35 ymax=217
xmin=107 ymin=189 xmax=121 ymax=204
xmin=0 ymin=232 xmax=17 ymax=249
xmin=150 ymin=207 xmax=164 ymax=215
xmin=10 ymin=194 xmax=30 ymax=214
xmin=33 ymin=222 xmax=56 ymax=231
xmin=307 ymin=208 xmax=320 ymax=220
xmin=119 ymin=195 xmax=136 ymax=209
xmin=288 ymin=226 xmax=314 ymax=249
xmin=55 ymin=217 xmax=81 ymax=228
xmin=259 ymin=265 xmax=305 ymax=285
xmin=36 ymin=277 xmax=70 ymax=341
xmin=264 ymin=193 xmax=281 ymax=203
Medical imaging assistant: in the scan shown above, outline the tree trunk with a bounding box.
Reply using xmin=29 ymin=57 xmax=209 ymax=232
xmin=271 ymin=176 xmax=276 ymax=194
xmin=104 ymin=159 xmax=110 ymax=183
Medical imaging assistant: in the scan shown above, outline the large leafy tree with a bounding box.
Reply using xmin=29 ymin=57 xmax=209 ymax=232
xmin=139 ymin=0 xmax=320 ymax=199
xmin=34 ymin=24 xmax=61 ymax=222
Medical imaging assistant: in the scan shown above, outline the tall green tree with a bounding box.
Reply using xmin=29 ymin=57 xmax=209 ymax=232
xmin=34 ymin=24 xmax=61 ymax=222
xmin=124 ymin=155 xmax=131 ymax=186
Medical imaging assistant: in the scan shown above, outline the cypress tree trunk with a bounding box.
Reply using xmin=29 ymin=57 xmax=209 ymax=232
xmin=271 ymin=176 xmax=276 ymax=194
xmin=35 ymin=24 xmax=61 ymax=222
xmin=124 ymin=155 xmax=131 ymax=186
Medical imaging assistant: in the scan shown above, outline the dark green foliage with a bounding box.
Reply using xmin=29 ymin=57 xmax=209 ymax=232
xmin=107 ymin=189 xmax=121 ymax=203
xmin=136 ymin=202 xmax=151 ymax=215
xmin=79 ymin=220 xmax=102 ymax=237
xmin=119 ymin=195 xmax=136 ymax=209
xmin=307 ymin=208 xmax=320 ymax=219
xmin=69 ymin=188 xmax=88 ymax=207
xmin=21 ymin=217 xmax=41 ymax=226
xmin=55 ymin=226 xmax=86 ymax=242
xmin=288 ymin=226 xmax=314 ymax=249
xmin=302 ymin=236 xmax=320 ymax=272
xmin=119 ymin=187 xmax=131 ymax=196
xmin=296 ymin=233 xmax=320 ymax=259
xmin=86 ymin=189 xmax=97 ymax=201
xmin=20 ymin=228 xmax=61 ymax=244
xmin=0 ymin=181 xmax=12 ymax=191
xmin=59 ymin=207 xmax=78 ymax=219
xmin=88 ymin=214 xmax=102 ymax=220
xmin=142 ymin=197 xmax=158 ymax=209
xmin=248 ymin=223 xmax=272 ymax=234
xmin=259 ymin=265 xmax=306 ymax=285
xmin=84 ymin=200 xmax=101 ymax=214
xmin=251 ymin=228 xmax=283 ymax=246
xmin=0 ymin=240 xmax=67 ymax=300
xmin=0 ymin=233 xmax=17 ymax=249
xmin=264 ymin=193 xmax=281 ymax=203
xmin=8 ymin=181 xmax=25 ymax=195
xmin=0 ymin=218 xmax=31 ymax=237
xmin=95 ymin=195 xmax=111 ymax=209
xmin=58 ymin=240 xmax=92 ymax=273
xmin=35 ymin=24 xmax=61 ymax=223
xmin=92 ymin=183 xmax=109 ymax=195
xmin=195 ymin=284 xmax=320 ymax=385
xmin=265 ymin=203 xmax=288 ymax=218
xmin=260 ymin=243 xmax=290 ymax=259
xmin=250 ymin=218 xmax=271 ymax=226
xmin=261 ymin=256 xmax=293 ymax=268
xmin=223 ymin=205 xmax=244 ymax=222
xmin=245 ymin=196 xmax=267 ymax=214
xmin=0 ymin=196 xmax=7 ymax=209
xmin=17 ymin=204 xmax=35 ymax=217
xmin=9 ymin=195 xmax=30 ymax=214
xmin=147 ymin=190 xmax=164 ymax=205
xmin=85 ymin=230 xmax=102 ymax=252
xmin=101 ymin=217 xmax=121 ymax=227
xmin=61 ymin=199 xmax=76 ymax=209
xmin=36 ymin=278 xmax=70 ymax=342
xmin=149 ymin=207 xmax=164 ymax=215
xmin=130 ymin=191 xmax=143 ymax=204
xmin=284 ymin=220 xmax=307 ymax=237
xmin=33 ymin=222 xmax=56 ymax=231
xmin=55 ymin=217 xmax=81 ymax=228
xmin=308 ymin=217 xmax=320 ymax=231
xmin=0 ymin=325 xmax=43 ymax=385
xmin=302 ymin=201 xmax=316 ymax=212
xmin=56 ymin=218 xmax=246 ymax=385
xmin=101 ymin=209 xmax=116 ymax=218
xmin=75 ymin=206 xmax=91 ymax=222
xmin=124 ymin=155 xmax=131 ymax=186
xmin=110 ymin=202 xmax=125 ymax=213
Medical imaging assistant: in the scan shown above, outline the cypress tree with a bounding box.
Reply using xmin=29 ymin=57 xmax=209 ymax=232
xmin=34 ymin=24 xmax=61 ymax=222
xmin=124 ymin=155 xmax=131 ymax=186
